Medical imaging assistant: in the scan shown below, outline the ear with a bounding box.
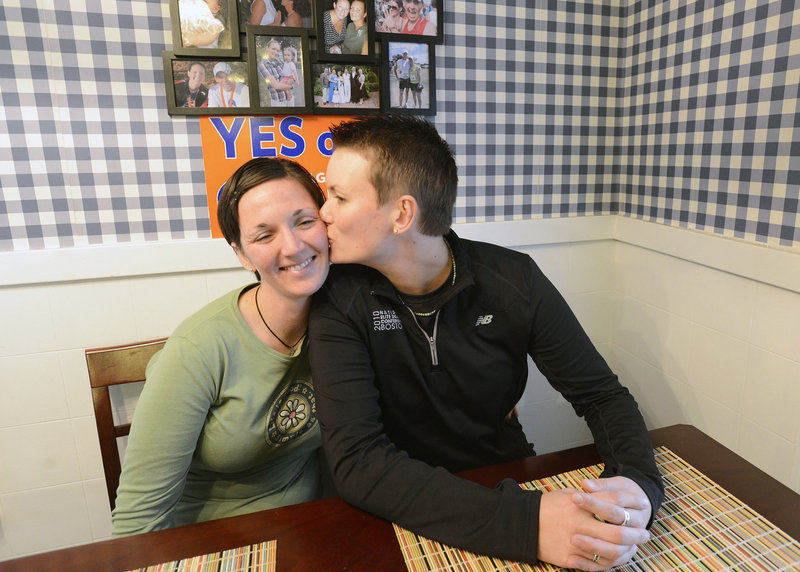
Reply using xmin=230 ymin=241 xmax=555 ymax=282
xmin=391 ymin=195 xmax=418 ymax=235
xmin=232 ymin=243 xmax=255 ymax=274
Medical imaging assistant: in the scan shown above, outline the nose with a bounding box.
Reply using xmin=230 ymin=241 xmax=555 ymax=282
xmin=279 ymin=228 xmax=304 ymax=256
xmin=319 ymin=200 xmax=332 ymax=224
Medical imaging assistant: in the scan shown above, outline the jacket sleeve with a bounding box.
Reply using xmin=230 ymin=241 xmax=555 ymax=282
xmin=525 ymin=260 xmax=664 ymax=523
xmin=111 ymin=337 xmax=215 ymax=537
xmin=309 ymin=291 xmax=543 ymax=564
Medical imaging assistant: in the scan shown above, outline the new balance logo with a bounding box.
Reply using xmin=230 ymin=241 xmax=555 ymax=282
xmin=475 ymin=315 xmax=493 ymax=326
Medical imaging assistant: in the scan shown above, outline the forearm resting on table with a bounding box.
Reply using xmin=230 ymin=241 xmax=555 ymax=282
xmin=537 ymin=476 xmax=652 ymax=571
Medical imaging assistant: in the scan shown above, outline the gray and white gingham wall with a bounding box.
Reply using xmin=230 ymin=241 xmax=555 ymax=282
xmin=0 ymin=1 xmax=798 ymax=251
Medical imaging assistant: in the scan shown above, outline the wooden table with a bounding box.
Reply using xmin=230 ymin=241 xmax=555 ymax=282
xmin=1 ymin=424 xmax=798 ymax=571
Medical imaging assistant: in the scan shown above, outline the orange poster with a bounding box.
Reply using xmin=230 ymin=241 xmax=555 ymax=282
xmin=200 ymin=115 xmax=353 ymax=238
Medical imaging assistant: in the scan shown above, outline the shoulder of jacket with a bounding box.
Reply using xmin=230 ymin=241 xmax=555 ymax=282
xmin=462 ymin=238 xmax=535 ymax=273
xmin=316 ymin=264 xmax=379 ymax=308
xmin=460 ymin=238 xmax=542 ymax=299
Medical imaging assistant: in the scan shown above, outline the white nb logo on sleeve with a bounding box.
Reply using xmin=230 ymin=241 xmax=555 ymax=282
xmin=475 ymin=315 xmax=493 ymax=326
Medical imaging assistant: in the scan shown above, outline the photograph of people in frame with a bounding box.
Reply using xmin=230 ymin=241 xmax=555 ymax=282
xmin=207 ymin=61 xmax=251 ymax=108
xmin=316 ymin=0 xmax=375 ymax=60
xmin=374 ymin=0 xmax=440 ymax=42
xmin=164 ymin=53 xmax=252 ymax=115
xmin=169 ymin=0 xmax=241 ymax=56
xmin=174 ymin=61 xmax=210 ymax=108
xmin=241 ymin=0 xmax=315 ymax=28
xmin=312 ymin=63 xmax=381 ymax=113
xmin=382 ymin=39 xmax=435 ymax=115
xmin=249 ymin=29 xmax=312 ymax=112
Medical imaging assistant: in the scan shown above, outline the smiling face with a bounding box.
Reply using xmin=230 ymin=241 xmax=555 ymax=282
xmin=402 ymin=0 xmax=422 ymax=21
xmin=349 ymin=0 xmax=365 ymax=23
xmin=283 ymin=47 xmax=295 ymax=62
xmin=333 ymin=0 xmax=350 ymax=20
xmin=234 ymin=178 xmax=329 ymax=302
xmin=187 ymin=63 xmax=206 ymax=90
xmin=267 ymin=40 xmax=282 ymax=61
xmin=320 ymin=147 xmax=395 ymax=266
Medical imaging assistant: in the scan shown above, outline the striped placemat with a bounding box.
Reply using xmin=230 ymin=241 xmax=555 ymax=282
xmin=394 ymin=447 xmax=800 ymax=571
xmin=126 ymin=540 xmax=276 ymax=572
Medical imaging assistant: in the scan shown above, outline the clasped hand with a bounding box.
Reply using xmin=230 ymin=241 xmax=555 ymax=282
xmin=537 ymin=476 xmax=652 ymax=571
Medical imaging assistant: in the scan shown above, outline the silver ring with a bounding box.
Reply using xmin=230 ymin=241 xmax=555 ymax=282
xmin=620 ymin=509 xmax=631 ymax=527
xmin=593 ymin=554 xmax=600 ymax=563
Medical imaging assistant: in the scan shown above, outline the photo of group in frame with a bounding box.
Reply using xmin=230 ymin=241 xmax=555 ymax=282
xmin=312 ymin=63 xmax=381 ymax=114
xmin=163 ymin=0 xmax=442 ymax=116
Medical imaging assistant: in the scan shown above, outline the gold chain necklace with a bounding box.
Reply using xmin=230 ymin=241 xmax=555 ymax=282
xmin=406 ymin=241 xmax=455 ymax=317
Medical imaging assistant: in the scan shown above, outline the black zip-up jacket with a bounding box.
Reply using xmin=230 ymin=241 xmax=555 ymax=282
xmin=309 ymin=230 xmax=663 ymax=564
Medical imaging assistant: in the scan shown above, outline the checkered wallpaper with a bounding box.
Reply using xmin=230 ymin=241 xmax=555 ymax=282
xmin=618 ymin=0 xmax=800 ymax=247
xmin=0 ymin=0 xmax=798 ymax=251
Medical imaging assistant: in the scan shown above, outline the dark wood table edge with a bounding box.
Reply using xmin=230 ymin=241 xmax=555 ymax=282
xmin=1 ymin=424 xmax=797 ymax=571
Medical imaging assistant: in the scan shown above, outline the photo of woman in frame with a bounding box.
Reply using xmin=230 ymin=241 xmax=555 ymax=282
xmin=173 ymin=60 xmax=211 ymax=108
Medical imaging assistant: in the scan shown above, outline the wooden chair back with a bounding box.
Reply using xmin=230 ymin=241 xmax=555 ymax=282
xmin=85 ymin=338 xmax=167 ymax=510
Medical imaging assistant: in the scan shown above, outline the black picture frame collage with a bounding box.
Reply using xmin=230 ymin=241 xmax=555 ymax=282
xmin=163 ymin=0 xmax=441 ymax=116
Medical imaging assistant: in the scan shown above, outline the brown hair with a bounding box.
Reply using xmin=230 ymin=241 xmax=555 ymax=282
xmin=217 ymin=156 xmax=325 ymax=258
xmin=329 ymin=115 xmax=458 ymax=236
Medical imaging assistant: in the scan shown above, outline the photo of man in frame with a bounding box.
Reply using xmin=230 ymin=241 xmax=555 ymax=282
xmin=207 ymin=61 xmax=250 ymax=107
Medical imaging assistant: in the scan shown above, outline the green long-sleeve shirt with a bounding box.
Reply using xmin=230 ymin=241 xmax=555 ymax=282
xmin=112 ymin=284 xmax=322 ymax=536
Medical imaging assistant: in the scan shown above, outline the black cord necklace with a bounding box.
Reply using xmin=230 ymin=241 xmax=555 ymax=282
xmin=254 ymin=285 xmax=305 ymax=355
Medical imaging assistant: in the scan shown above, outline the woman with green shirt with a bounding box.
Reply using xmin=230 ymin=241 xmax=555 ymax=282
xmin=112 ymin=157 xmax=330 ymax=536
xmin=342 ymin=0 xmax=368 ymax=55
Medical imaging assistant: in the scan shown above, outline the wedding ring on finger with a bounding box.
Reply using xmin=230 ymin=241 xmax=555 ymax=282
xmin=592 ymin=554 xmax=600 ymax=563
xmin=620 ymin=509 xmax=631 ymax=527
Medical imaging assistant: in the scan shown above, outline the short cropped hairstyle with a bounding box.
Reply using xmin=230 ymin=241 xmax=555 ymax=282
xmin=329 ymin=115 xmax=458 ymax=236
xmin=217 ymin=156 xmax=326 ymax=250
